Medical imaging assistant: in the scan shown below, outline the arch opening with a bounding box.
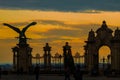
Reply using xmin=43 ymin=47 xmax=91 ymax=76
xmin=98 ymin=46 xmax=111 ymax=70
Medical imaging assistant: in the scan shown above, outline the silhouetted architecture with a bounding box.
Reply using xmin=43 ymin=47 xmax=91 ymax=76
xmin=84 ymin=21 xmax=120 ymax=74
xmin=43 ymin=43 xmax=51 ymax=70
xmin=3 ymin=22 xmax=37 ymax=72
xmin=3 ymin=22 xmax=37 ymax=44
xmin=12 ymin=45 xmax=32 ymax=72
xmin=63 ymin=42 xmax=75 ymax=73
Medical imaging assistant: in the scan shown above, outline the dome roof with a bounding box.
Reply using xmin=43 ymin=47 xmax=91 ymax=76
xmin=96 ymin=21 xmax=113 ymax=33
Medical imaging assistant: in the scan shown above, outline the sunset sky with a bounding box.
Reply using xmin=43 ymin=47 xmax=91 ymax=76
xmin=0 ymin=0 xmax=120 ymax=63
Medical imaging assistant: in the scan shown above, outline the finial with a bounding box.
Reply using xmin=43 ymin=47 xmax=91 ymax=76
xmin=117 ymin=27 xmax=119 ymax=30
xmin=46 ymin=43 xmax=49 ymax=46
xmin=66 ymin=42 xmax=68 ymax=44
xmin=90 ymin=29 xmax=94 ymax=33
xmin=91 ymin=29 xmax=93 ymax=31
xmin=66 ymin=42 xmax=69 ymax=45
xmin=102 ymin=20 xmax=107 ymax=28
xmin=103 ymin=20 xmax=106 ymax=24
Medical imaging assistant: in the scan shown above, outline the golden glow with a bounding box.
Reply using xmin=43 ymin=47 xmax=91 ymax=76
xmin=0 ymin=10 xmax=120 ymax=26
xmin=99 ymin=46 xmax=111 ymax=62
xmin=0 ymin=9 xmax=120 ymax=63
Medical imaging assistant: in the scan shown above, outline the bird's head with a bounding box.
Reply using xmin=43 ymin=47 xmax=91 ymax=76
xmin=31 ymin=22 xmax=37 ymax=25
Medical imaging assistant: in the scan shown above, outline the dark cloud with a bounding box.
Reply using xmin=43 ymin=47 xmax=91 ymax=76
xmin=32 ymin=20 xmax=117 ymax=42
xmin=33 ymin=37 xmax=72 ymax=43
xmin=0 ymin=38 xmax=17 ymax=42
xmin=39 ymin=20 xmax=66 ymax=26
xmin=0 ymin=0 xmax=120 ymax=11
xmin=43 ymin=29 xmax=80 ymax=37
xmin=33 ymin=26 xmax=91 ymax=42
xmin=36 ymin=19 xmax=97 ymax=30
xmin=1 ymin=19 xmax=117 ymax=43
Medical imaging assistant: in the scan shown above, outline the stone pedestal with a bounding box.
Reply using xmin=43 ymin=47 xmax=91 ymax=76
xmin=3 ymin=22 xmax=37 ymax=73
xmin=12 ymin=43 xmax=32 ymax=72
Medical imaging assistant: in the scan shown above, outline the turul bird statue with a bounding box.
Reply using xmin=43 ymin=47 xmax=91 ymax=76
xmin=3 ymin=22 xmax=37 ymax=44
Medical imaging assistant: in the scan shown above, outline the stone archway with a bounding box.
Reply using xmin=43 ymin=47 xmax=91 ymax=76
xmin=84 ymin=21 xmax=120 ymax=74
xmin=98 ymin=46 xmax=111 ymax=63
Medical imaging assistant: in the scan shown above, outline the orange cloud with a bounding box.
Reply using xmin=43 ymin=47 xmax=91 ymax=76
xmin=0 ymin=9 xmax=120 ymax=63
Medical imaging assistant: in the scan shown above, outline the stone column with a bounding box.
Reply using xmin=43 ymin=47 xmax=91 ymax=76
xmin=12 ymin=47 xmax=19 ymax=71
xmin=12 ymin=43 xmax=33 ymax=72
xmin=43 ymin=43 xmax=51 ymax=70
xmin=85 ymin=41 xmax=96 ymax=72
xmin=111 ymin=40 xmax=120 ymax=72
xmin=63 ymin=42 xmax=75 ymax=73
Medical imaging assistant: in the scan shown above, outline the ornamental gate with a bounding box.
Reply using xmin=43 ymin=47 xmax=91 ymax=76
xmin=84 ymin=21 xmax=120 ymax=73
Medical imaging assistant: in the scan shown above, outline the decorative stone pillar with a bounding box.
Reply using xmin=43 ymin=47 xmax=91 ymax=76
xmin=63 ymin=42 xmax=75 ymax=73
xmin=4 ymin=22 xmax=37 ymax=73
xmin=85 ymin=29 xmax=96 ymax=72
xmin=111 ymin=28 xmax=120 ymax=72
xmin=12 ymin=46 xmax=19 ymax=71
xmin=43 ymin=43 xmax=51 ymax=70
xmin=12 ymin=40 xmax=33 ymax=72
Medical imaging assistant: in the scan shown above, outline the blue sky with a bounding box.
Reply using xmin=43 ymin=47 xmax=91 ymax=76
xmin=0 ymin=0 xmax=120 ymax=11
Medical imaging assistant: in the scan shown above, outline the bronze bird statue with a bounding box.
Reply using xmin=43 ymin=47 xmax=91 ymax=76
xmin=3 ymin=22 xmax=37 ymax=39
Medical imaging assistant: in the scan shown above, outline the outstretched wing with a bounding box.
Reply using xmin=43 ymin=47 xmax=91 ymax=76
xmin=22 ymin=22 xmax=37 ymax=33
xmin=3 ymin=23 xmax=21 ymax=33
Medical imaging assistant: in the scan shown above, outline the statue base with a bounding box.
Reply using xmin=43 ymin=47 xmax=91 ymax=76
xmin=12 ymin=43 xmax=32 ymax=73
